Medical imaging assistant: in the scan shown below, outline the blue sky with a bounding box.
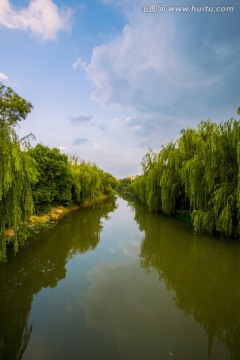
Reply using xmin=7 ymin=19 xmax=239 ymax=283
xmin=0 ymin=0 xmax=239 ymax=178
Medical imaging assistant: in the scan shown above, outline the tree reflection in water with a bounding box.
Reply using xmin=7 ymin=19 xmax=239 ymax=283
xmin=0 ymin=197 xmax=117 ymax=360
xmin=131 ymin=198 xmax=240 ymax=360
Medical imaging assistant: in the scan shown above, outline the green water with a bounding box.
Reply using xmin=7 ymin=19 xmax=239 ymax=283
xmin=0 ymin=196 xmax=240 ymax=360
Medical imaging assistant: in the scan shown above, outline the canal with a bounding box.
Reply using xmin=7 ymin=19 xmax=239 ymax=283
xmin=0 ymin=196 xmax=240 ymax=360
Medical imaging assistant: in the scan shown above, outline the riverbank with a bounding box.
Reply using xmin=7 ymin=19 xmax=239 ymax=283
xmin=5 ymin=194 xmax=111 ymax=246
xmin=28 ymin=195 xmax=110 ymax=234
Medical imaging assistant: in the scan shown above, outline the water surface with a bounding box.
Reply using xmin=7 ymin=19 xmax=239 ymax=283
xmin=0 ymin=196 xmax=240 ymax=360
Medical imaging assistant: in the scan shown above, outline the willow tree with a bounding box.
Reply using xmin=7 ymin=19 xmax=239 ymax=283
xmin=70 ymin=160 xmax=101 ymax=204
xmin=70 ymin=158 xmax=117 ymax=205
xmin=131 ymin=174 xmax=147 ymax=205
xmin=159 ymin=142 xmax=184 ymax=214
xmin=189 ymin=119 xmax=240 ymax=236
xmin=142 ymin=149 xmax=162 ymax=211
xmin=132 ymin=145 xmax=182 ymax=214
xmin=131 ymin=116 xmax=240 ymax=238
xmin=0 ymin=83 xmax=36 ymax=262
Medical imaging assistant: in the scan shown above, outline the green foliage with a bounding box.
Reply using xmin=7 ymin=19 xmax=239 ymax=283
xmin=131 ymin=175 xmax=147 ymax=205
xmin=0 ymin=83 xmax=33 ymax=126
xmin=115 ymin=178 xmax=129 ymax=195
xmin=160 ymin=142 xmax=182 ymax=214
xmin=0 ymin=84 xmax=36 ymax=262
xmin=28 ymin=144 xmax=72 ymax=211
xmin=132 ymin=117 xmax=240 ymax=238
xmin=70 ymin=158 xmax=117 ymax=204
xmin=100 ymin=171 xmax=118 ymax=195
xmin=118 ymin=177 xmax=132 ymax=189
xmin=0 ymin=83 xmax=118 ymax=263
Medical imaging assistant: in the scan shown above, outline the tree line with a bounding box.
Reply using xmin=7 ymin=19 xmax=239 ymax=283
xmin=131 ymin=116 xmax=240 ymax=239
xmin=0 ymin=83 xmax=117 ymax=262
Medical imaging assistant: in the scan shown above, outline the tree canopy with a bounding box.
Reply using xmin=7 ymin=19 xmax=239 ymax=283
xmin=131 ymin=118 xmax=240 ymax=238
xmin=28 ymin=144 xmax=72 ymax=211
xmin=70 ymin=157 xmax=117 ymax=204
xmin=0 ymin=83 xmax=33 ymax=126
xmin=0 ymin=83 xmax=36 ymax=262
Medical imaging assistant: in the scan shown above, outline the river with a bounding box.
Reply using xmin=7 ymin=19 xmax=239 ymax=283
xmin=0 ymin=196 xmax=240 ymax=360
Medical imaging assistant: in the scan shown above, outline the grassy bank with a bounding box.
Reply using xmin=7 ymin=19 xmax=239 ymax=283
xmin=5 ymin=195 xmax=112 ymax=250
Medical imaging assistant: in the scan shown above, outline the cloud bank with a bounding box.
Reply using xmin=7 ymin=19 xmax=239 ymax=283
xmin=85 ymin=2 xmax=240 ymax=121
xmin=0 ymin=0 xmax=73 ymax=40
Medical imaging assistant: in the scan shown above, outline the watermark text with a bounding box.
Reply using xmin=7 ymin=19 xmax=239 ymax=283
xmin=141 ymin=4 xmax=234 ymax=13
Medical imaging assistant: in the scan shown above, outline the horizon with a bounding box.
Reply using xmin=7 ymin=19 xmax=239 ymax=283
xmin=0 ymin=0 xmax=239 ymax=178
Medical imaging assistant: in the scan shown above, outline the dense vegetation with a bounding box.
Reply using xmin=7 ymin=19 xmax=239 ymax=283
xmin=1 ymin=81 xmax=239 ymax=261
xmin=0 ymin=84 xmax=37 ymax=262
xmin=70 ymin=156 xmax=117 ymax=205
xmin=28 ymin=144 xmax=72 ymax=211
xmin=131 ymin=118 xmax=240 ymax=239
xmin=0 ymin=83 xmax=117 ymax=262
xmin=117 ymin=177 xmax=133 ymax=194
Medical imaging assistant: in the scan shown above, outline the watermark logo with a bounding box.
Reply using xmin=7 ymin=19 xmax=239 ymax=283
xmin=142 ymin=4 xmax=166 ymax=12
xmin=141 ymin=4 xmax=234 ymax=13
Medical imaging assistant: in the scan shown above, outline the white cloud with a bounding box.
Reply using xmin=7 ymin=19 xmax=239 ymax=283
xmin=84 ymin=5 xmax=239 ymax=121
xmin=0 ymin=0 xmax=73 ymax=40
xmin=0 ymin=72 xmax=8 ymax=81
xmin=84 ymin=12 xmax=190 ymax=112
xmin=72 ymin=57 xmax=86 ymax=71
